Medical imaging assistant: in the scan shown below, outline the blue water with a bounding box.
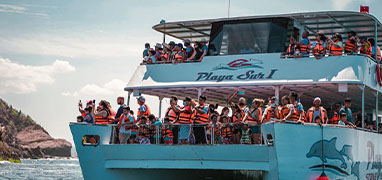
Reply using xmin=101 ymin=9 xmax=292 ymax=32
xmin=0 ymin=159 xmax=83 ymax=180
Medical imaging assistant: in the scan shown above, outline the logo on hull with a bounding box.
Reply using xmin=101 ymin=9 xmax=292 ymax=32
xmin=212 ymin=58 xmax=263 ymax=71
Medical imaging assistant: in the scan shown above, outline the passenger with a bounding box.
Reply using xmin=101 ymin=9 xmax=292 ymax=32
xmin=193 ymin=42 xmax=203 ymax=61
xmin=129 ymin=110 xmax=137 ymax=144
xmin=314 ymin=116 xmax=322 ymax=124
xmin=146 ymin=48 xmax=157 ymax=64
xmin=172 ymin=97 xmax=193 ymax=144
xmin=208 ymin=104 xmax=219 ymax=122
xmin=339 ymin=98 xmax=354 ymax=124
xmin=338 ymin=113 xmax=356 ymax=128
xmin=172 ymin=43 xmax=185 ymax=63
xmin=262 ymin=96 xmax=279 ymax=123
xmin=83 ymin=107 xmax=95 ymax=124
xmin=184 ymin=39 xmax=196 ymax=61
xmin=279 ymin=95 xmax=290 ymax=121
xmin=359 ymin=37 xmax=372 ymax=56
xmin=191 ymin=95 xmax=209 ymax=144
xmin=137 ymin=96 xmax=151 ymax=121
xmin=240 ymin=123 xmax=252 ymax=144
xmin=368 ymin=38 xmax=382 ymax=60
xmin=143 ymin=43 xmax=150 ymax=59
xmin=328 ymin=33 xmax=343 ymax=56
xmin=219 ymin=107 xmax=230 ymax=122
xmin=328 ymin=103 xmax=341 ymax=124
xmin=245 ymin=98 xmax=263 ymax=144
xmin=136 ymin=116 xmax=150 ymax=144
xmin=78 ymin=100 xmax=94 ymax=118
xmin=285 ymin=92 xmax=305 ymax=123
xmin=94 ymin=100 xmax=114 ymax=124
xmin=148 ymin=114 xmax=161 ymax=144
xmin=298 ymin=31 xmax=311 ymax=56
xmin=228 ymin=91 xmax=249 ymax=144
xmin=286 ymin=36 xmax=297 ymax=56
xmin=198 ymin=38 xmax=208 ymax=62
xmin=312 ymin=32 xmax=327 ymax=59
xmin=168 ymin=41 xmax=176 ymax=51
xmin=344 ymin=31 xmax=359 ymax=54
xmin=115 ymin=97 xmax=125 ymax=121
xmin=306 ymin=97 xmax=328 ymax=124
xmin=118 ymin=106 xmax=134 ymax=144
xmin=165 ymin=96 xmax=179 ymax=144
xmin=161 ymin=43 xmax=171 ymax=62
xmin=162 ymin=118 xmax=173 ymax=144
xmin=213 ymin=114 xmax=223 ymax=144
xmin=155 ymin=43 xmax=164 ymax=62
xmin=77 ymin=115 xmax=84 ymax=122
xmin=221 ymin=115 xmax=233 ymax=144
xmin=208 ymin=44 xmax=218 ymax=56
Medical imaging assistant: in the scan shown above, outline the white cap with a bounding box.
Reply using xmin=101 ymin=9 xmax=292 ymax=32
xmin=313 ymin=97 xmax=321 ymax=103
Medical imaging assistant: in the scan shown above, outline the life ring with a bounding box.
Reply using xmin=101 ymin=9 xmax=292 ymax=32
xmin=376 ymin=63 xmax=382 ymax=86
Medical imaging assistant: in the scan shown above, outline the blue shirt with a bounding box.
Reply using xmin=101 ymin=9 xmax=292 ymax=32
xmin=339 ymin=107 xmax=353 ymax=123
xmin=115 ymin=104 xmax=126 ymax=120
xmin=143 ymin=49 xmax=149 ymax=56
xmin=186 ymin=46 xmax=193 ymax=53
xmin=201 ymin=105 xmax=209 ymax=114
xmin=139 ymin=104 xmax=148 ymax=113
xmin=202 ymin=45 xmax=208 ymax=52
xmin=150 ymin=56 xmax=156 ymax=63
xmin=84 ymin=113 xmax=94 ymax=124
xmin=120 ymin=114 xmax=134 ymax=134
xmin=311 ymin=41 xmax=326 ymax=49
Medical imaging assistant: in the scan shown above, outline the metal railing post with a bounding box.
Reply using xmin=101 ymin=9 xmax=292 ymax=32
xmin=377 ymin=91 xmax=379 ymax=132
xmin=211 ymin=124 xmax=215 ymax=145
xmin=156 ymin=125 xmax=160 ymax=144
xmin=362 ymin=84 xmax=365 ymax=129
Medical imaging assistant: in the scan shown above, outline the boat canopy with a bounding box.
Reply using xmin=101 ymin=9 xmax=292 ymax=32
xmin=153 ymin=11 xmax=382 ymax=46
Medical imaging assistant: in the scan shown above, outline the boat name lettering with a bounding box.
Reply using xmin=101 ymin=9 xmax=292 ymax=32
xmin=196 ymin=69 xmax=278 ymax=82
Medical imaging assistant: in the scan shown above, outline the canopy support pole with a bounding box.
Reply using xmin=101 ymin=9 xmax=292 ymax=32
xmin=127 ymin=91 xmax=132 ymax=106
xmin=274 ymin=85 xmax=280 ymax=105
xmin=159 ymin=96 xmax=164 ymax=119
xmin=375 ymin=20 xmax=379 ymax=62
xmin=377 ymin=91 xmax=379 ymax=132
xmin=362 ymin=85 xmax=365 ymax=129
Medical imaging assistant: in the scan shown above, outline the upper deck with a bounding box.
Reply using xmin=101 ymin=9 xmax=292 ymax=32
xmin=126 ymin=11 xmax=382 ymax=108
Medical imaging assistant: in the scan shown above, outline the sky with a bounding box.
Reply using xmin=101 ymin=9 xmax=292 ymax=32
xmin=0 ymin=0 xmax=381 ymax=145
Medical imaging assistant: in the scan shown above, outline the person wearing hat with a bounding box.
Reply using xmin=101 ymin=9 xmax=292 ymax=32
xmin=154 ymin=43 xmax=164 ymax=62
xmin=262 ymin=96 xmax=279 ymax=123
xmin=168 ymin=41 xmax=176 ymax=51
xmin=306 ymin=97 xmax=328 ymax=123
xmin=344 ymin=31 xmax=359 ymax=54
xmin=184 ymin=39 xmax=196 ymax=60
xmin=161 ymin=42 xmax=172 ymax=62
xmin=172 ymin=43 xmax=185 ymax=63
xmin=197 ymin=38 xmax=208 ymax=62
xmin=137 ymin=96 xmax=151 ymax=121
xmin=191 ymin=95 xmax=209 ymax=144
xmin=328 ymin=33 xmax=343 ymax=56
xmin=143 ymin=43 xmax=150 ymax=59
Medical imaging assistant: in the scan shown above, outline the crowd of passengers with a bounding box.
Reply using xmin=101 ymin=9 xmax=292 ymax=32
xmin=285 ymin=31 xmax=382 ymax=60
xmin=141 ymin=38 xmax=217 ymax=64
xmin=76 ymin=90 xmax=380 ymax=145
xmin=142 ymin=30 xmax=382 ymax=64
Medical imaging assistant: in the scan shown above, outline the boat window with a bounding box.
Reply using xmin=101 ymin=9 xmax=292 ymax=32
xmin=82 ymin=135 xmax=100 ymax=146
xmin=210 ymin=18 xmax=289 ymax=55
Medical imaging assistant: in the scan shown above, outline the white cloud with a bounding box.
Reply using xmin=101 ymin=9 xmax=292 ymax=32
xmin=63 ymin=79 xmax=126 ymax=97
xmin=0 ymin=3 xmax=48 ymax=17
xmin=0 ymin=34 xmax=143 ymax=59
xmin=0 ymin=58 xmax=75 ymax=94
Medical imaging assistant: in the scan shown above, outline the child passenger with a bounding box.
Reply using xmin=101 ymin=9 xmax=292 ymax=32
xmin=240 ymin=124 xmax=252 ymax=144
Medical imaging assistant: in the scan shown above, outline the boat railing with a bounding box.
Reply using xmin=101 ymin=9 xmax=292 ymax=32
xmin=280 ymin=52 xmax=379 ymax=63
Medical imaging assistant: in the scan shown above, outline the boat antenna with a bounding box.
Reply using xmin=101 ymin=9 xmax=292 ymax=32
xmin=227 ymin=0 xmax=230 ymax=18
xmin=317 ymin=123 xmax=330 ymax=180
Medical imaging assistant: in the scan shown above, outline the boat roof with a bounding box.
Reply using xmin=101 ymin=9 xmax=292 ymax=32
xmin=153 ymin=11 xmax=382 ymax=46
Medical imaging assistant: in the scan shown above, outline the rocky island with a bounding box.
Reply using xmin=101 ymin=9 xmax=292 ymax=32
xmin=0 ymin=98 xmax=72 ymax=162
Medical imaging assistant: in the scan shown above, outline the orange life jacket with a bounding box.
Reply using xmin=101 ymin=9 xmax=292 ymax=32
xmin=174 ymin=51 xmax=183 ymax=61
xmin=193 ymin=104 xmax=209 ymax=124
xmin=313 ymin=40 xmax=325 ymax=56
xmin=287 ymin=44 xmax=296 ymax=55
xmin=329 ymin=40 xmax=343 ymax=56
xmin=162 ymin=126 xmax=173 ymax=139
xmin=178 ymin=106 xmax=192 ymax=124
xmin=165 ymin=107 xmax=178 ymax=123
xmin=264 ymin=106 xmax=278 ymax=122
xmin=118 ymin=114 xmax=134 ymax=131
xmin=95 ymin=109 xmax=113 ymax=124
xmin=246 ymin=108 xmax=262 ymax=124
xmin=288 ymin=102 xmax=304 ymax=122
xmin=329 ymin=111 xmax=340 ymax=124
xmin=299 ymin=38 xmax=311 ymax=54
xmin=232 ymin=108 xmax=245 ymax=123
xmin=138 ymin=104 xmax=151 ymax=118
xmin=307 ymin=106 xmax=326 ymax=123
xmin=222 ymin=125 xmax=233 ymax=138
xmin=360 ymin=41 xmax=372 ymax=56
xmin=345 ymin=36 xmax=358 ymax=53
xmin=279 ymin=105 xmax=290 ymax=120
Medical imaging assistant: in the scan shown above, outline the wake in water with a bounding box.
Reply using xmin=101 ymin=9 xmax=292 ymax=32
xmin=0 ymin=159 xmax=83 ymax=180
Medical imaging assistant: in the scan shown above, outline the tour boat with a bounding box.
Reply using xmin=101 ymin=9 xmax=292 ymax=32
xmin=70 ymin=11 xmax=382 ymax=180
